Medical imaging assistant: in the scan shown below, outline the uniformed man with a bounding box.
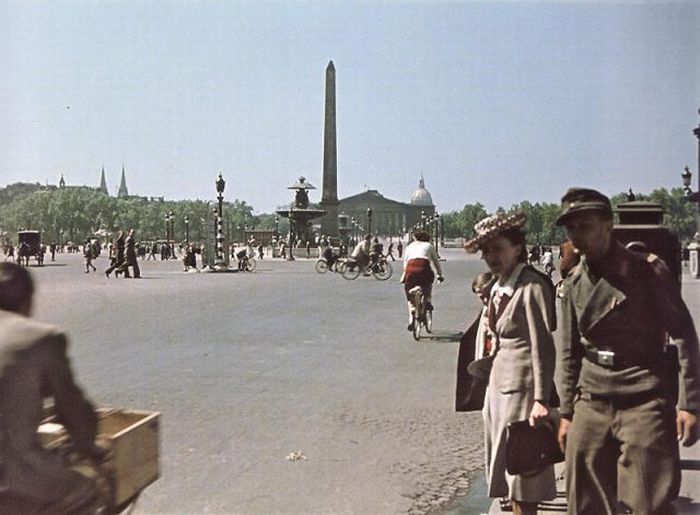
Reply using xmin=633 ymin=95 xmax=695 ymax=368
xmin=555 ymin=188 xmax=700 ymax=514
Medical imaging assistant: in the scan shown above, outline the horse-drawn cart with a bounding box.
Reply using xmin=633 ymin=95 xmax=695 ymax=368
xmin=17 ymin=230 xmax=44 ymax=266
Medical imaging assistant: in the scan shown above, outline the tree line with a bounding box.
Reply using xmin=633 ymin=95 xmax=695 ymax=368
xmin=441 ymin=187 xmax=697 ymax=244
xmin=0 ymin=188 xmax=261 ymax=244
xmin=0 ymin=185 xmax=696 ymax=245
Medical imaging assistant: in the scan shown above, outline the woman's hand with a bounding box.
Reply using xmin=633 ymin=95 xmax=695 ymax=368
xmin=528 ymin=400 xmax=550 ymax=427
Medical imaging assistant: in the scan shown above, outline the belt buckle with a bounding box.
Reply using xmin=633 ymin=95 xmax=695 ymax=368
xmin=597 ymin=350 xmax=615 ymax=368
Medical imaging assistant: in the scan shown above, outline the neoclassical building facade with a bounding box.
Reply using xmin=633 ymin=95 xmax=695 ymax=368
xmin=337 ymin=178 xmax=435 ymax=236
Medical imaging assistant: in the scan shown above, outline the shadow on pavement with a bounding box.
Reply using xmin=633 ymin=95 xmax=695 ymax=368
xmin=423 ymin=332 xmax=463 ymax=343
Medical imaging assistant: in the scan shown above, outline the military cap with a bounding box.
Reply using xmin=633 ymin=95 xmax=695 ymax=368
xmin=555 ymin=187 xmax=612 ymax=226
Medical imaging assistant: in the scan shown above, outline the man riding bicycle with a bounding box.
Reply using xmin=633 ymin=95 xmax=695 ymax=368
xmin=400 ymin=229 xmax=444 ymax=331
xmin=349 ymin=235 xmax=372 ymax=272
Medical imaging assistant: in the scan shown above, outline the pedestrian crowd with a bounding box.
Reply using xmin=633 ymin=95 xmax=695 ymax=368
xmin=455 ymin=187 xmax=699 ymax=515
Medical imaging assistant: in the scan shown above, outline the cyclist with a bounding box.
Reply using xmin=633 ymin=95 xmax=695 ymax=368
xmin=236 ymin=247 xmax=249 ymax=271
xmin=369 ymin=237 xmax=383 ymax=269
xmin=400 ymin=229 xmax=444 ymax=331
xmin=349 ymin=235 xmax=372 ymax=272
xmin=321 ymin=244 xmax=338 ymax=271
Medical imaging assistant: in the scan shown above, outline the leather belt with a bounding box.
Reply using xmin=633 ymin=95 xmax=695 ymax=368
xmin=584 ymin=348 xmax=662 ymax=371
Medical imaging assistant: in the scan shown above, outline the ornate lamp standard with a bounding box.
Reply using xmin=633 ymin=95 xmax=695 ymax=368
xmin=367 ymin=208 xmax=373 ymax=236
xmin=274 ymin=216 xmax=280 ymax=241
xmin=682 ymin=164 xmax=700 ymax=278
xmin=164 ymin=212 xmax=171 ymax=254
xmin=213 ymin=174 xmax=227 ymax=268
xmin=421 ymin=210 xmax=426 ymax=229
xmin=440 ymin=214 xmax=445 ymax=247
xmin=350 ymin=217 xmax=356 ymax=246
xmin=169 ymin=211 xmax=175 ymax=254
xmin=433 ymin=212 xmax=440 ymax=258
xmin=184 ymin=216 xmax=189 ymax=245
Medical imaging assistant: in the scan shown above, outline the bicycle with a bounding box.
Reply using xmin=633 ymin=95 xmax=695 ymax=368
xmin=408 ymin=285 xmax=432 ymax=340
xmin=315 ymin=257 xmax=341 ymax=274
xmin=237 ymin=254 xmax=257 ymax=272
xmin=341 ymin=256 xmax=393 ymax=281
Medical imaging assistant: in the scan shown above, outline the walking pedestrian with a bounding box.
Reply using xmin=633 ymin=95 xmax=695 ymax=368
xmin=397 ymin=240 xmax=403 ymax=259
xmin=83 ymin=239 xmax=96 ymax=273
xmin=555 ymin=188 xmax=700 ymax=514
xmin=104 ymin=231 xmax=125 ymax=278
xmin=386 ymin=242 xmax=395 ymax=261
xmin=464 ymin=212 xmax=557 ymax=515
xmin=116 ymin=229 xmax=141 ymax=278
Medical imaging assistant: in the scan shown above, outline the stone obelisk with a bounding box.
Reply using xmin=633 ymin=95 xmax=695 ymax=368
xmin=319 ymin=61 xmax=339 ymax=238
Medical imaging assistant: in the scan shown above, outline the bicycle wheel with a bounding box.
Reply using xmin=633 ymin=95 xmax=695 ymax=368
xmin=342 ymin=263 xmax=361 ymax=280
xmin=424 ymin=307 xmax=433 ymax=333
xmin=315 ymin=259 xmax=329 ymax=274
xmin=245 ymin=257 xmax=257 ymax=272
xmin=412 ymin=309 xmax=422 ymax=340
xmin=336 ymin=260 xmax=347 ymax=274
xmin=372 ymin=260 xmax=393 ymax=281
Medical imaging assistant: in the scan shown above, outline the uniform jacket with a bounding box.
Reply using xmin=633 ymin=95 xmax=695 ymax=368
xmin=490 ymin=266 xmax=557 ymax=402
xmin=556 ymin=241 xmax=700 ymax=418
xmin=124 ymin=235 xmax=137 ymax=262
xmin=114 ymin=234 xmax=125 ymax=262
xmin=0 ymin=309 xmax=98 ymax=503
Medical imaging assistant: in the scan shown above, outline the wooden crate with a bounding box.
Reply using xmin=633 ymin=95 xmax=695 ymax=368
xmin=97 ymin=408 xmax=160 ymax=507
xmin=38 ymin=408 xmax=160 ymax=507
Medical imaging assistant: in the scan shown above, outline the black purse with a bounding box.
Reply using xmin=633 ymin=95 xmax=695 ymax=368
xmin=505 ymin=420 xmax=564 ymax=476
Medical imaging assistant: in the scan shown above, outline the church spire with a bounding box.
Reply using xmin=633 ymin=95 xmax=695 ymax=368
xmin=99 ymin=165 xmax=109 ymax=195
xmin=117 ymin=165 xmax=129 ymax=198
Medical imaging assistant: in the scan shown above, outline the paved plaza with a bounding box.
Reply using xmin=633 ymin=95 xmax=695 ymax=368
xmin=24 ymin=250 xmax=700 ymax=514
xmin=29 ymin=248 xmax=488 ymax=514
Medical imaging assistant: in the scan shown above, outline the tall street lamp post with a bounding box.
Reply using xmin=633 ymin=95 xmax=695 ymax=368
xmin=440 ymin=214 xmax=445 ymax=248
xmin=367 ymin=208 xmax=373 ymax=236
xmin=184 ymin=216 xmax=189 ymax=245
xmin=682 ymin=164 xmax=700 ymax=278
xmin=433 ymin=212 xmax=440 ymax=258
xmin=213 ymin=174 xmax=226 ymax=268
xmin=274 ymin=216 xmax=280 ymax=241
xmin=169 ymin=212 xmax=175 ymax=254
xmin=421 ymin=210 xmax=426 ymax=229
xmin=164 ymin=212 xmax=171 ymax=254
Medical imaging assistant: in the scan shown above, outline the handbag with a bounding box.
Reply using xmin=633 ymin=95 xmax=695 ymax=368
xmin=505 ymin=420 xmax=564 ymax=476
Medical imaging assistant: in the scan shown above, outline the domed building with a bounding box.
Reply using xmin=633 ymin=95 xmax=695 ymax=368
xmin=410 ymin=177 xmax=433 ymax=207
xmin=337 ymin=177 xmax=436 ymax=237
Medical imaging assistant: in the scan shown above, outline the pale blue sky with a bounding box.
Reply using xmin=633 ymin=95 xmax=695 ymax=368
xmin=1 ymin=0 xmax=698 ymax=214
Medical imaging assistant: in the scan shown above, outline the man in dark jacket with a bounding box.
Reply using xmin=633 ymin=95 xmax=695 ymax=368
xmin=0 ymin=263 xmax=105 ymax=514
xmin=555 ymin=188 xmax=700 ymax=514
xmin=104 ymin=230 xmax=125 ymax=278
xmin=117 ymin=229 xmax=140 ymax=279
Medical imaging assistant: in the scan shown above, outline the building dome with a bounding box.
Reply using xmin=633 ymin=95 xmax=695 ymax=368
xmin=410 ymin=177 xmax=433 ymax=206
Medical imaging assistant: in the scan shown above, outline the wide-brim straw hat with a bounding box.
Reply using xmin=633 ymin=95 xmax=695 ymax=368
xmin=464 ymin=212 xmax=527 ymax=254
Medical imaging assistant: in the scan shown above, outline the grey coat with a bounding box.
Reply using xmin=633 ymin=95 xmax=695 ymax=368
xmin=0 ymin=309 xmax=98 ymax=503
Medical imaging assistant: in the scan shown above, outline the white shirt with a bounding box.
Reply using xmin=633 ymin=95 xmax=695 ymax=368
xmin=403 ymin=240 xmax=443 ymax=276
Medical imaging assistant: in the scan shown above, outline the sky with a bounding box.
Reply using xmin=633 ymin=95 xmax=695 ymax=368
xmin=1 ymin=0 xmax=699 ymax=215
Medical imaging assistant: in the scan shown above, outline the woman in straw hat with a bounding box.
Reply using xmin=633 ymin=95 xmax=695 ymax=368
xmin=464 ymin=212 xmax=557 ymax=515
